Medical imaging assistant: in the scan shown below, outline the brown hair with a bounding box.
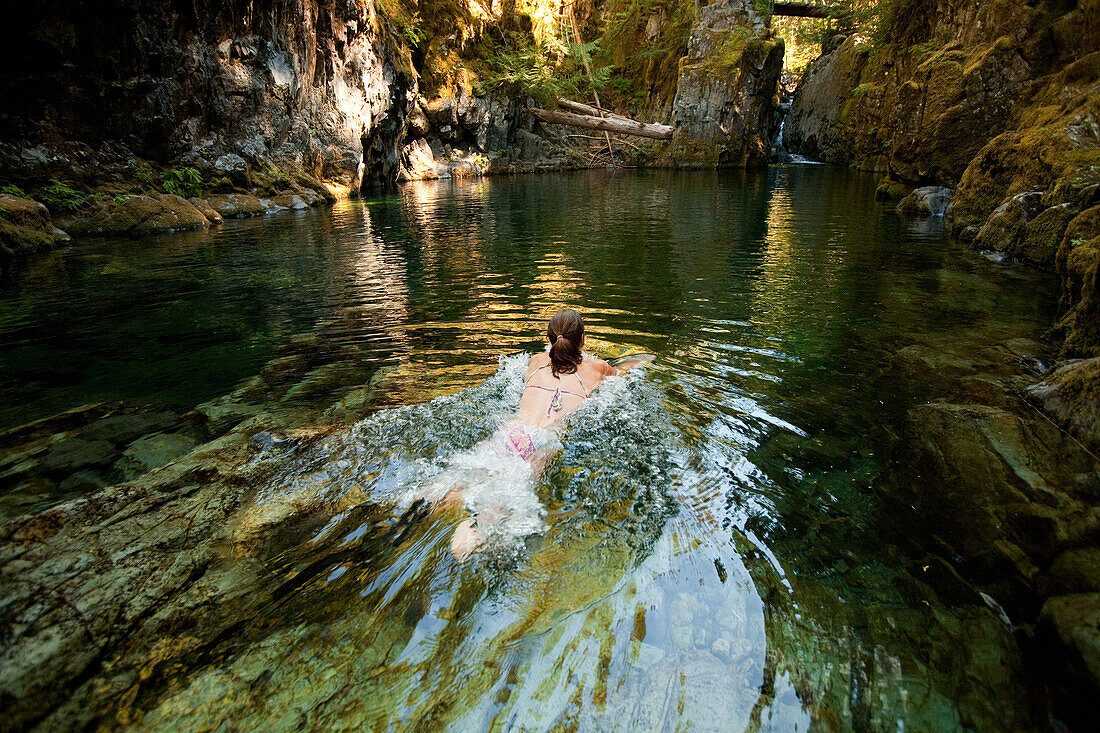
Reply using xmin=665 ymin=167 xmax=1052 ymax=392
xmin=547 ymin=309 xmax=584 ymax=377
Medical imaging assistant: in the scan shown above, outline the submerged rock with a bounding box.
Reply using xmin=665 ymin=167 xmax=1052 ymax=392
xmin=0 ymin=194 xmax=71 ymax=257
xmin=896 ymin=186 xmax=954 ymax=217
xmin=114 ymin=432 xmax=198 ymax=480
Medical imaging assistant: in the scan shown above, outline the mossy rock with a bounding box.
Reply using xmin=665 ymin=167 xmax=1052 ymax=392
xmin=973 ymin=191 xmax=1043 ymax=253
xmin=1052 ymin=235 xmax=1100 ymax=358
xmin=187 ymin=197 xmax=224 ymax=224
xmin=1051 ymin=207 xmax=1100 ymax=356
xmin=0 ymin=194 xmax=71 ymax=257
xmin=1018 ymin=203 xmax=1076 ymax=268
xmin=55 ymin=194 xmax=211 ymax=237
xmin=875 ymin=178 xmax=910 ymax=202
xmin=1028 ymin=357 xmax=1100 ymax=448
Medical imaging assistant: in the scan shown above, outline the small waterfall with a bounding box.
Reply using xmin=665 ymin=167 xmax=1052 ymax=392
xmin=770 ymin=101 xmax=823 ymax=165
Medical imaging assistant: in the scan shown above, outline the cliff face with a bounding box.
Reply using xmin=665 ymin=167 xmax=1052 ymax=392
xmin=2 ymin=0 xmax=417 ymax=195
xmin=785 ymin=0 xmax=1072 ymax=185
xmin=665 ymin=0 xmax=783 ymax=168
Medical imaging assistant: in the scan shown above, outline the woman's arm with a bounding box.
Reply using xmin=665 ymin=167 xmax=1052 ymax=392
xmin=610 ymin=354 xmax=656 ymax=375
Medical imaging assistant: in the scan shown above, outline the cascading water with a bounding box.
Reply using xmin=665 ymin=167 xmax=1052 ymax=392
xmin=771 ymin=100 xmax=822 ymax=165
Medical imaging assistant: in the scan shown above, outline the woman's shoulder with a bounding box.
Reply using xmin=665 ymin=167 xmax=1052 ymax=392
xmin=582 ymin=355 xmax=615 ymax=377
xmin=526 ymin=352 xmax=550 ymax=375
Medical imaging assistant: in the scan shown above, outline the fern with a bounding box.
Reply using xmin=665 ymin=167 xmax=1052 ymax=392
xmin=161 ymin=167 xmax=203 ymax=198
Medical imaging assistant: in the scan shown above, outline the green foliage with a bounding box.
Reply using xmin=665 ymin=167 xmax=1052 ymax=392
xmin=38 ymin=179 xmax=87 ymax=211
xmin=478 ymin=32 xmax=594 ymax=106
xmin=134 ymin=161 xmax=158 ymax=186
xmin=161 ymin=167 xmax=203 ymax=198
xmin=852 ymin=83 xmax=871 ymax=97
xmin=401 ymin=11 xmax=426 ymax=47
xmin=0 ymin=184 xmax=27 ymax=197
xmin=375 ymin=0 xmax=429 ymax=49
xmin=755 ymin=0 xmax=773 ymax=22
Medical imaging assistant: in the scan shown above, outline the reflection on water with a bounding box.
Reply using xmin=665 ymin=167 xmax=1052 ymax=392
xmin=0 ymin=169 xmax=1060 ymax=729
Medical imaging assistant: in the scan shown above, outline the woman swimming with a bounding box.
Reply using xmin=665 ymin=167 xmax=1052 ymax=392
xmin=446 ymin=309 xmax=653 ymax=561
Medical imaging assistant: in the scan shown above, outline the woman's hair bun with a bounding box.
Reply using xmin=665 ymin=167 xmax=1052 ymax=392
xmin=547 ymin=310 xmax=584 ymax=377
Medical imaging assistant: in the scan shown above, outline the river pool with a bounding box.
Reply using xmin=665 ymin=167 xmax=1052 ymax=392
xmin=0 ymin=168 xmax=1061 ymax=730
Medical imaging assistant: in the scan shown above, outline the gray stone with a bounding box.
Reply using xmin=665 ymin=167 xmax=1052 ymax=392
xmin=896 ymin=186 xmax=955 ymax=217
xmin=213 ymin=153 xmax=249 ymax=187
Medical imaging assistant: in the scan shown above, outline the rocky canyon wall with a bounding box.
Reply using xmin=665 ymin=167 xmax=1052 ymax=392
xmin=2 ymin=0 xmax=418 ymax=195
xmin=786 ymin=0 xmax=1100 ymax=357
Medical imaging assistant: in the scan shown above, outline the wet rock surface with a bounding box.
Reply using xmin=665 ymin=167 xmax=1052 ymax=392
xmin=0 ymin=316 xmax=393 ymax=730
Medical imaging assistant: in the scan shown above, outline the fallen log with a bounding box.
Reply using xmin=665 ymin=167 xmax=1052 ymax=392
xmin=772 ymin=2 xmax=832 ymax=19
xmin=556 ymin=98 xmax=636 ymax=124
xmin=530 ymin=108 xmax=673 ymax=140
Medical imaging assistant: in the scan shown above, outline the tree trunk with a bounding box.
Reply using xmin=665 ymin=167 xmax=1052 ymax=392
xmin=530 ymin=108 xmax=674 ymax=140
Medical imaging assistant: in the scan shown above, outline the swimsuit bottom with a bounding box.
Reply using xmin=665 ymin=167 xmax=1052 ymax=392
xmin=501 ymin=421 xmax=552 ymax=461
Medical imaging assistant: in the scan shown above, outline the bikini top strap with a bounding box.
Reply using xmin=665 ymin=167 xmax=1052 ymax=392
xmin=524 ymin=363 xmax=551 ymax=385
xmin=525 ymin=361 xmax=589 ymax=397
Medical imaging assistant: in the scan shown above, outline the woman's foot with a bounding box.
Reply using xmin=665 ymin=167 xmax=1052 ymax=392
xmin=451 ymin=518 xmax=486 ymax=562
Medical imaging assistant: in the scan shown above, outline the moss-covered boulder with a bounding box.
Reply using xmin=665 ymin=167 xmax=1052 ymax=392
xmin=204 ymin=193 xmax=267 ymax=218
xmin=187 ymin=197 xmax=224 ymax=224
xmin=1051 ymin=206 xmax=1100 ymax=357
xmin=55 ymin=194 xmax=211 ymax=237
xmin=1028 ymin=357 xmax=1100 ymax=448
xmin=875 ymin=178 xmax=910 ymax=202
xmin=665 ymin=1 xmax=782 ymax=168
xmin=1018 ymin=204 xmax=1076 ymax=268
xmin=972 ymin=191 xmax=1043 ymax=255
xmin=0 ymin=194 xmax=71 ymax=257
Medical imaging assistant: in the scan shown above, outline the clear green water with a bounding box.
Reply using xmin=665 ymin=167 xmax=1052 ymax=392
xmin=0 ymin=169 xmax=1060 ymax=729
